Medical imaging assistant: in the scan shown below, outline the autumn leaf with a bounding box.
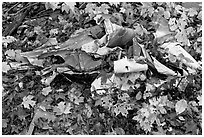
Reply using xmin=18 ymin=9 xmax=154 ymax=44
xmin=197 ymin=95 xmax=202 ymax=106
xmin=114 ymin=127 xmax=125 ymax=135
xmin=164 ymin=11 xmax=170 ymax=19
xmin=154 ymin=17 xmax=172 ymax=38
xmin=61 ymin=3 xmax=71 ymax=13
xmin=2 ymin=62 xmax=11 ymax=73
xmin=84 ymin=104 xmax=92 ymax=118
xmin=34 ymin=26 xmax=43 ymax=34
xmin=49 ymin=28 xmax=58 ymax=36
xmin=188 ymin=8 xmax=198 ymax=17
xmin=113 ymin=103 xmax=132 ymax=117
xmin=64 ymin=2 xmax=76 ymax=13
xmin=74 ymin=96 xmax=84 ymax=105
xmin=136 ymin=91 xmax=142 ymax=100
xmin=5 ymin=49 xmax=16 ymax=58
xmin=22 ymin=95 xmax=36 ymax=109
xmin=109 ymin=2 xmax=120 ymax=6
xmin=42 ymin=86 xmax=52 ymax=96
xmin=2 ymin=36 xmax=17 ymax=47
xmin=2 ymin=119 xmax=8 ymax=128
xmin=64 ymin=103 xmax=72 ymax=114
xmin=45 ymin=2 xmax=60 ymax=11
xmin=175 ymin=99 xmax=188 ymax=115
xmin=53 ymin=102 xmax=72 ymax=115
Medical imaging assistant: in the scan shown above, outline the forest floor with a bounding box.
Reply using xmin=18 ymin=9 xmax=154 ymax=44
xmin=2 ymin=2 xmax=202 ymax=135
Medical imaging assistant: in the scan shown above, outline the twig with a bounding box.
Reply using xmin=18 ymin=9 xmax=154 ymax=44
xmin=5 ymin=2 xmax=21 ymax=14
xmin=14 ymin=2 xmax=38 ymax=15
xmin=176 ymin=76 xmax=184 ymax=88
xmin=30 ymin=9 xmax=48 ymax=19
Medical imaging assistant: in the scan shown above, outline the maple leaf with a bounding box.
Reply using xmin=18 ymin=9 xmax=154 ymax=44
xmin=185 ymin=120 xmax=198 ymax=134
xmin=113 ymin=103 xmax=132 ymax=117
xmin=49 ymin=28 xmax=58 ymax=36
xmin=61 ymin=3 xmax=70 ymax=13
xmin=99 ymin=4 xmax=110 ymax=14
xmin=42 ymin=86 xmax=52 ymax=96
xmin=64 ymin=103 xmax=72 ymax=114
xmin=2 ymin=36 xmax=17 ymax=47
xmin=74 ymin=96 xmax=84 ymax=105
xmin=145 ymin=83 xmax=155 ymax=92
xmin=22 ymin=95 xmax=36 ymax=109
xmin=109 ymin=2 xmax=120 ymax=6
xmin=5 ymin=49 xmax=16 ymax=58
xmin=101 ymin=95 xmax=113 ymax=109
xmin=118 ymin=93 xmax=129 ymax=101
xmin=45 ymin=2 xmax=60 ymax=11
xmin=197 ymin=95 xmax=202 ymax=106
xmin=2 ymin=119 xmax=8 ymax=128
xmin=2 ymin=62 xmax=11 ymax=73
xmin=85 ymin=3 xmax=97 ymax=14
xmin=188 ymin=8 xmax=198 ymax=17
xmin=64 ymin=2 xmax=76 ymax=13
xmin=164 ymin=11 xmax=170 ymax=19
xmin=114 ymin=127 xmax=125 ymax=135
xmin=34 ymin=26 xmax=43 ymax=34
xmin=139 ymin=73 xmax=146 ymax=81
xmin=175 ymin=99 xmax=188 ymax=115
xmin=169 ymin=18 xmax=178 ymax=31
xmin=53 ymin=102 xmax=72 ymax=115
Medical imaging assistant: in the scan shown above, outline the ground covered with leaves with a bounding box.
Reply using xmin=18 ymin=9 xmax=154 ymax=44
xmin=2 ymin=2 xmax=202 ymax=135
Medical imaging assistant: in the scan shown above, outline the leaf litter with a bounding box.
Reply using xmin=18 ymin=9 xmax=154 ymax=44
xmin=2 ymin=2 xmax=202 ymax=135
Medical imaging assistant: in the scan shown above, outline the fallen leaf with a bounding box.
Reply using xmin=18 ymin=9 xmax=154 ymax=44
xmin=2 ymin=36 xmax=17 ymax=47
xmin=42 ymin=86 xmax=52 ymax=96
xmin=64 ymin=103 xmax=72 ymax=114
xmin=22 ymin=95 xmax=36 ymax=109
xmin=154 ymin=17 xmax=172 ymax=38
xmin=2 ymin=62 xmax=11 ymax=73
xmin=84 ymin=104 xmax=92 ymax=118
xmin=49 ymin=28 xmax=58 ymax=36
xmin=164 ymin=11 xmax=170 ymax=19
xmin=109 ymin=2 xmax=120 ymax=6
xmin=53 ymin=102 xmax=72 ymax=115
xmin=197 ymin=95 xmax=202 ymax=106
xmin=74 ymin=96 xmax=84 ymax=105
xmin=45 ymin=2 xmax=60 ymax=11
xmin=19 ymin=82 xmax=23 ymax=88
xmin=61 ymin=3 xmax=71 ymax=13
xmin=114 ymin=127 xmax=125 ymax=135
xmin=136 ymin=91 xmax=142 ymax=100
xmin=2 ymin=119 xmax=8 ymax=128
xmin=34 ymin=26 xmax=43 ymax=34
xmin=5 ymin=49 xmax=16 ymax=58
xmin=175 ymin=99 xmax=188 ymax=115
xmin=113 ymin=103 xmax=132 ymax=117
xmin=64 ymin=2 xmax=76 ymax=13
